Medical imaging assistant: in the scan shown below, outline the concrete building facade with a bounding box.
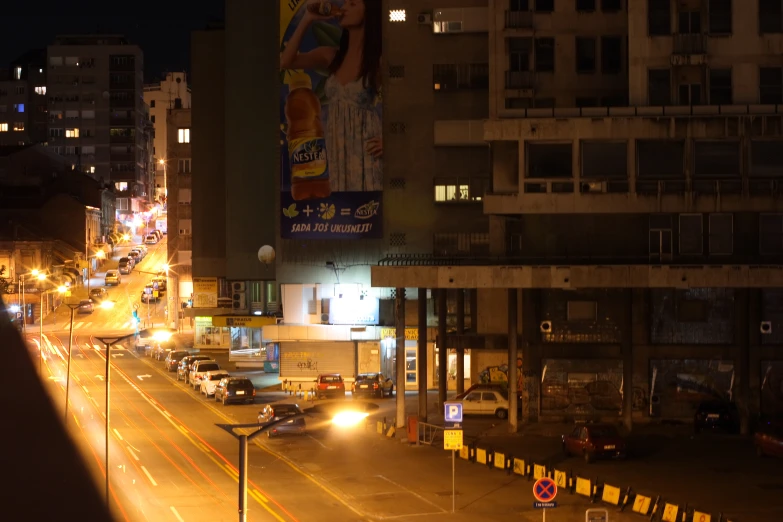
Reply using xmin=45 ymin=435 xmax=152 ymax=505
xmin=46 ymin=35 xmax=150 ymax=213
xmin=0 ymin=50 xmax=47 ymax=147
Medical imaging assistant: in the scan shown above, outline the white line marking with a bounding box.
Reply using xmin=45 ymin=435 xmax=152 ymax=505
xmin=141 ymin=466 xmax=158 ymax=486
xmin=170 ymin=506 xmax=185 ymax=522
xmin=307 ymin=435 xmax=330 ymax=450
xmin=94 ymin=345 xmax=102 ymax=351
xmin=127 ymin=447 xmax=140 ymax=461
xmin=82 ymin=385 xmax=89 ymax=393
xmin=74 ymin=322 xmax=84 ymax=329
xmin=163 ymin=410 xmax=172 ymax=417
xmin=73 ymin=375 xmax=80 ymax=382
xmin=113 ymin=428 xmax=123 ymax=441
xmin=375 ymin=475 xmax=446 ymax=512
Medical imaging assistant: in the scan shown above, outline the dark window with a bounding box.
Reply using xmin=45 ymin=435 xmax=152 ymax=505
xmin=533 ymin=98 xmax=555 ymax=108
xmin=601 ymin=36 xmax=622 ymax=73
xmin=679 ymin=214 xmax=703 ymax=255
xmin=760 ymin=214 xmax=783 ymax=254
xmin=535 ymin=38 xmax=555 ymax=72
xmin=505 ymin=97 xmax=531 ymax=109
xmin=535 ymin=0 xmax=554 ymax=12
xmin=637 ymin=140 xmax=685 ymax=178
xmin=151 ymin=115 xmax=155 ymax=123
xmin=576 ymin=0 xmax=595 ymax=11
xmin=581 ymin=141 xmax=628 ymax=179
xmin=678 ymin=11 xmax=702 ymax=33
xmin=509 ymin=38 xmax=532 ymax=72
xmin=759 ymin=67 xmax=783 ymax=104
xmin=432 ymin=63 xmax=489 ymax=90
xmin=709 ymin=0 xmax=732 ymax=33
xmin=601 ymin=95 xmax=628 ymax=106
xmin=527 ymin=142 xmax=572 ymax=178
xmin=602 ymin=0 xmax=621 ymax=11
xmin=648 ymin=0 xmax=671 ymax=35
xmin=759 ymin=0 xmax=782 ymax=33
xmin=693 ymin=140 xmax=740 ymax=177
xmin=648 ymin=69 xmax=671 ymax=105
xmin=677 ymin=299 xmax=709 ymax=322
xmin=678 ymin=84 xmax=702 ymax=105
xmin=575 ymin=37 xmax=596 ymax=73
xmin=150 ymin=100 xmax=155 ymax=108
xmin=709 ymin=68 xmax=732 ymax=104
xmin=576 ymin=97 xmax=599 ymax=107
xmin=510 ymin=0 xmax=530 ymax=10
xmin=709 ymin=213 xmax=733 ymax=255
xmin=750 ymin=140 xmax=783 ymax=177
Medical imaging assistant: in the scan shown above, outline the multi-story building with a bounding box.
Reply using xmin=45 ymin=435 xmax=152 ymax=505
xmin=46 ymin=35 xmax=149 ymax=214
xmin=165 ymin=107 xmax=193 ymax=325
xmin=0 ymin=50 xmax=47 ymax=146
xmin=374 ymin=0 xmax=783 ymax=430
xmin=143 ymin=72 xmax=191 ymax=203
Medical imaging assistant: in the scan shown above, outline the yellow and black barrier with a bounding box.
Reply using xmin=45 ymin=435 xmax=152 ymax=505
xmin=659 ymin=501 xmax=681 ymax=522
xmin=493 ymin=450 xmax=508 ymax=472
xmin=629 ymin=492 xmax=657 ymax=517
xmin=598 ymin=483 xmax=631 ymax=511
xmin=575 ymin=476 xmax=598 ymax=503
xmin=512 ymin=457 xmax=526 ymax=477
xmin=475 ymin=447 xmax=488 ymax=465
xmin=549 ymin=468 xmax=573 ymax=494
xmin=532 ymin=462 xmax=547 ymax=481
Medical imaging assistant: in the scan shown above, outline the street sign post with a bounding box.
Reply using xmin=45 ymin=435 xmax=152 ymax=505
xmin=443 ymin=402 xmax=464 ymax=514
xmin=585 ymin=508 xmax=609 ymax=522
xmin=533 ymin=477 xmax=558 ymax=522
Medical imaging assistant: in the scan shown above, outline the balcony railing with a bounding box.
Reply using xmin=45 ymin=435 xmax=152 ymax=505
xmin=673 ymin=33 xmax=707 ymax=55
xmin=505 ymin=70 xmax=535 ymax=89
xmin=495 ymin=103 xmax=783 ymax=119
xmin=504 ymin=10 xmax=533 ymax=29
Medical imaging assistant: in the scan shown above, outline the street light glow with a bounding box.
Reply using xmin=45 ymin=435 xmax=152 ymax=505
xmin=161 ymin=264 xmax=169 ymax=271
xmin=331 ymin=410 xmax=369 ymax=428
xmin=159 ymin=158 xmax=165 ymax=165
xmin=31 ymin=269 xmax=39 ymax=276
xmin=151 ymin=330 xmax=173 ymax=342
xmin=37 ymin=273 xmax=46 ymax=281
xmin=100 ymin=300 xmax=116 ymax=310
xmin=122 ymin=234 xmax=130 ymax=241
xmin=57 ymin=285 xmax=67 ymax=293
xmin=96 ymin=250 xmax=105 ymax=259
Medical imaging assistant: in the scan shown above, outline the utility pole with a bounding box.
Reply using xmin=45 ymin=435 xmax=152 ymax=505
xmin=86 ymin=227 xmax=91 ymax=295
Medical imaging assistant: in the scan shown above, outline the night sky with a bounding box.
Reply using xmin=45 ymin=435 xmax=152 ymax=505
xmin=1 ymin=1 xmax=225 ymax=82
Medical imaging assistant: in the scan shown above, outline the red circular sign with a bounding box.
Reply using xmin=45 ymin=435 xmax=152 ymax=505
xmin=533 ymin=477 xmax=558 ymax=502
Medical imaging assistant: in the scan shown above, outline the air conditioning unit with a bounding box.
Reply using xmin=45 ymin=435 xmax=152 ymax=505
xmin=581 ymin=181 xmax=606 ymax=194
xmin=232 ymin=291 xmax=247 ymax=310
xmin=540 ymin=320 xmax=552 ymax=333
xmin=321 ymin=313 xmax=330 ymax=324
xmin=232 ymin=281 xmax=246 ymax=292
xmin=760 ymin=321 xmax=773 ymax=334
xmin=417 ymin=13 xmax=432 ymax=24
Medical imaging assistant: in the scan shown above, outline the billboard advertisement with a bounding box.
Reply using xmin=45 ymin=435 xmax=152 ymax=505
xmin=279 ymin=0 xmax=383 ymax=240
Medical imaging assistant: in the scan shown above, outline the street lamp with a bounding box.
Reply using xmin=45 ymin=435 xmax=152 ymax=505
xmin=95 ymin=327 xmax=172 ymax=504
xmin=36 ymin=273 xmax=46 ymax=375
xmin=216 ymin=409 xmax=369 ymax=522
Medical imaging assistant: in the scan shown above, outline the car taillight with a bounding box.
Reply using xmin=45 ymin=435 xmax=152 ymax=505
xmin=373 ymin=383 xmax=379 ymax=389
xmin=252 ymin=390 xmax=256 ymax=396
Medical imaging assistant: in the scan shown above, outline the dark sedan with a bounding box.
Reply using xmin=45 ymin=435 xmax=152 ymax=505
xmin=258 ymin=403 xmax=306 ymax=437
xmin=352 ymin=373 xmax=394 ymax=398
xmin=165 ymin=350 xmax=189 ymax=372
xmin=215 ymin=377 xmax=256 ymax=405
xmin=562 ymin=423 xmax=627 ymax=463
xmin=694 ymin=401 xmax=740 ymax=434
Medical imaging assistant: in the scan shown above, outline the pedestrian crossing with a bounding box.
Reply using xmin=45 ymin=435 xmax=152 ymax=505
xmin=61 ymin=321 xmax=135 ymax=331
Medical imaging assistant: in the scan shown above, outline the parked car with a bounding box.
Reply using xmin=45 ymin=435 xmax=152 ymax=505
xmin=150 ymin=276 xmax=167 ymax=291
xmin=128 ymin=250 xmax=141 ymax=264
xmin=104 ymin=270 xmax=121 ymax=286
xmin=77 ymin=299 xmax=94 ymax=314
xmin=755 ymin=422 xmax=783 ymax=458
xmin=153 ymin=230 xmax=163 ymax=240
xmin=141 ymin=284 xmax=159 ymax=303
xmin=177 ymin=355 xmax=211 ymax=382
xmin=258 ymin=403 xmax=306 ymax=437
xmin=145 ymin=234 xmax=158 ymax=245
xmin=89 ymin=287 xmax=108 ymax=301
xmin=189 ymin=360 xmax=221 ymax=390
xmin=562 ymin=423 xmax=627 ymax=463
xmin=200 ymin=370 xmax=231 ymax=397
xmin=118 ymin=258 xmax=132 ymax=275
xmin=455 ymin=383 xmax=523 ymax=404
xmin=694 ymin=401 xmax=740 ymax=434
xmin=214 ymin=376 xmax=256 ymax=405
xmin=315 ymin=374 xmax=346 ymax=399
xmin=456 ymin=389 xmax=509 ymax=419
xmin=165 ymin=350 xmax=189 ymax=372
xmin=352 ymin=373 xmax=394 ymax=398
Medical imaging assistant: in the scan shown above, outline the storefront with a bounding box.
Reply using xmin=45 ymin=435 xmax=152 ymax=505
xmin=194 ymin=316 xmax=231 ymax=349
xmin=379 ymin=327 xmax=438 ymax=391
xmin=209 ymin=315 xmax=278 ymax=367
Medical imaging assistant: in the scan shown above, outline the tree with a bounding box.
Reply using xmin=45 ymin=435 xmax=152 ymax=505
xmin=0 ymin=265 xmax=8 ymax=295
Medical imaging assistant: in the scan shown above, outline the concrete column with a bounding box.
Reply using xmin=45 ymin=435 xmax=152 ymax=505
xmin=521 ymin=289 xmax=541 ymax=423
xmin=621 ymin=289 xmax=633 ymax=432
xmin=395 ymin=288 xmax=406 ymax=431
xmin=489 ymin=216 xmax=507 ymax=256
xmin=470 ymin=289 xmax=478 ymax=333
xmin=748 ymin=289 xmax=761 ymax=424
xmin=508 ymin=288 xmax=518 ymax=433
xmin=437 ymin=289 xmax=448 ymax=406
xmin=736 ymin=289 xmax=750 ymax=435
xmin=417 ymin=288 xmax=428 ymax=422
xmin=456 ymin=289 xmax=465 ymax=394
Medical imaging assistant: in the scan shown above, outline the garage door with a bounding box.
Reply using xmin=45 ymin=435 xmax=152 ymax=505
xmin=280 ymin=342 xmax=355 ymax=379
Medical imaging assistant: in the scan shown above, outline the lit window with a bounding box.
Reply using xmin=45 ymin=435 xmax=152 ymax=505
xmin=13 ymin=66 xmax=22 ymax=80
xmin=65 ymin=128 xmax=80 ymax=138
xmin=115 ymin=182 xmax=128 ymax=191
xmin=13 ymin=122 xmax=24 ymax=132
xmin=389 ymin=9 xmax=406 ymax=22
xmin=90 ymin=166 xmax=95 ymax=174
xmin=14 ymin=103 xmax=24 ymax=113
xmin=0 ymin=123 xmax=7 ymax=132
xmin=434 ymin=185 xmax=446 ymax=201
xmin=35 ymin=86 xmax=46 ymax=95
xmin=177 ymin=128 xmax=190 ymax=143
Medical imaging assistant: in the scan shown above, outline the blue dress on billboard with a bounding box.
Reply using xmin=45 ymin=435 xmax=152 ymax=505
xmin=324 ymin=75 xmax=382 ymax=192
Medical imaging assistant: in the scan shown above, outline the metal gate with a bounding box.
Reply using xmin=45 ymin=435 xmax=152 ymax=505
xmin=279 ymin=341 xmax=355 ymax=380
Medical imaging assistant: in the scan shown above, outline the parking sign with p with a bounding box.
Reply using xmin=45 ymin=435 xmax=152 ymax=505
xmin=444 ymin=402 xmax=463 ymax=424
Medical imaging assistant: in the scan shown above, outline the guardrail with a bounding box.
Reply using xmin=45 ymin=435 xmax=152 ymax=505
xmin=416 ymin=422 xmax=444 ymax=446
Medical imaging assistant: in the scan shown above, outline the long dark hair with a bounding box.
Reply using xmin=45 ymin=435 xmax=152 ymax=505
xmin=328 ymin=0 xmax=382 ymax=96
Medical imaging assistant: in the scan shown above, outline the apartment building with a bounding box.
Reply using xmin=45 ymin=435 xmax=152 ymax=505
xmin=165 ymin=107 xmax=193 ymax=325
xmin=144 ymin=72 xmax=191 ymax=202
xmin=46 ymin=35 xmax=150 ymax=214
xmin=374 ymin=0 xmax=783 ymax=430
xmin=0 ymin=50 xmax=47 ymax=147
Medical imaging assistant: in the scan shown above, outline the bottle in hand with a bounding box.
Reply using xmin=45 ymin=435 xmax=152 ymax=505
xmin=307 ymin=1 xmax=343 ymax=17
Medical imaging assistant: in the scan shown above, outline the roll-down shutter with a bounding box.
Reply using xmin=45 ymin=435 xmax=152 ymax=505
xmin=280 ymin=342 xmax=355 ymax=379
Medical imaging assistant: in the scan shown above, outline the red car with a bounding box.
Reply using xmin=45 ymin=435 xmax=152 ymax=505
xmin=315 ymin=374 xmax=345 ymax=399
xmin=562 ymin=423 xmax=627 ymax=463
xmin=755 ymin=423 xmax=783 ymax=458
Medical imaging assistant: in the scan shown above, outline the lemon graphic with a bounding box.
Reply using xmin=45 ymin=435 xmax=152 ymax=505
xmin=319 ymin=203 xmax=336 ymax=220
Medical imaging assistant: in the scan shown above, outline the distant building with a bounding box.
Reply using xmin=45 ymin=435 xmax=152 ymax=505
xmin=0 ymin=49 xmax=47 ymax=146
xmin=46 ymin=34 xmax=151 ymax=213
xmin=143 ymin=72 xmax=191 ymax=203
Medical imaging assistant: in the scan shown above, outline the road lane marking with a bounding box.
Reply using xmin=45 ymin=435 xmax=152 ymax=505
xmin=73 ymin=374 xmax=80 ymax=382
xmin=170 ymin=506 xmax=185 ymax=522
xmin=127 ymin=447 xmax=140 ymax=461
xmin=224 ymin=464 xmax=238 ymax=477
xmin=75 ymin=322 xmax=84 ymax=329
xmin=307 ymin=435 xmax=330 ymax=450
xmin=250 ymin=489 xmax=268 ymax=504
xmin=113 ymin=428 xmax=124 ymax=441
xmin=140 ymin=465 xmax=158 ymax=486
xmin=197 ymin=442 xmax=211 ymax=453
xmin=163 ymin=410 xmax=172 ymax=417
xmin=376 ymin=475 xmax=447 ymax=513
xmin=82 ymin=385 xmax=89 ymax=393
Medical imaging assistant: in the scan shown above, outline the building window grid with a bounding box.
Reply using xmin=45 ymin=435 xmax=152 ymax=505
xmin=178 ymin=158 xmax=192 ymax=173
xmin=709 ymin=68 xmax=733 ymax=105
xmin=759 ymin=67 xmax=783 ymax=104
xmin=759 ymin=0 xmax=783 ymax=33
xmin=434 ymin=177 xmax=488 ymax=203
xmin=432 ymin=63 xmax=489 ymax=90
xmin=433 ymin=232 xmax=490 ymax=256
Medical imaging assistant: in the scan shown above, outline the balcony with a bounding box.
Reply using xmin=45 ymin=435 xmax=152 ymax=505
xmin=110 ymin=134 xmax=134 ymax=144
xmin=433 ymin=120 xmax=485 ymax=146
xmin=109 ymin=117 xmax=135 ymax=126
xmin=671 ymin=34 xmax=707 ymax=65
xmin=504 ymin=10 xmax=533 ymax=30
xmin=505 ymin=71 xmax=536 ymax=90
xmin=110 ymin=153 xmax=135 ymax=162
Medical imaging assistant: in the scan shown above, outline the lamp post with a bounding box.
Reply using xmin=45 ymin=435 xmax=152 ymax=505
xmin=216 ymin=409 xmax=368 ymax=522
xmin=95 ymin=327 xmax=171 ymax=504
xmin=36 ymin=272 xmax=47 ymax=375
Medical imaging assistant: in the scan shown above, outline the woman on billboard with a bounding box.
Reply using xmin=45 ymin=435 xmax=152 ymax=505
xmin=281 ymin=0 xmax=383 ymax=194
